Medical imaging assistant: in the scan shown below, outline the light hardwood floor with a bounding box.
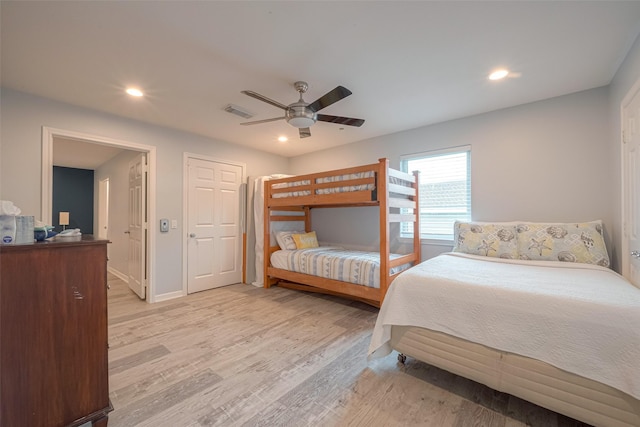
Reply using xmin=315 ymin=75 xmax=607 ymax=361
xmin=107 ymin=274 xmax=590 ymax=427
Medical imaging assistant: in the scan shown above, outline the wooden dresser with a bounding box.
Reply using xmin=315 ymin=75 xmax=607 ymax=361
xmin=0 ymin=236 xmax=112 ymax=427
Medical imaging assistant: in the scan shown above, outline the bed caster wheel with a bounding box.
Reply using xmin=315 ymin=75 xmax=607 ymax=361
xmin=398 ymin=353 xmax=407 ymax=364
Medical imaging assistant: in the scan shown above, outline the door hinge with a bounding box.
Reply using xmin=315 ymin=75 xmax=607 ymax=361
xmin=623 ymin=130 xmax=628 ymax=144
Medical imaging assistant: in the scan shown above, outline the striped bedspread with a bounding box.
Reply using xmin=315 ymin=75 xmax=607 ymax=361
xmin=270 ymin=247 xmax=409 ymax=288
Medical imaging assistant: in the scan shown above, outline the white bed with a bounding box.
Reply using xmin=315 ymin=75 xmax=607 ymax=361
xmin=369 ymin=252 xmax=640 ymax=427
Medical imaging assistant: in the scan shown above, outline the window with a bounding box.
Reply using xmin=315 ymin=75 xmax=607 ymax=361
xmin=401 ymin=146 xmax=471 ymax=240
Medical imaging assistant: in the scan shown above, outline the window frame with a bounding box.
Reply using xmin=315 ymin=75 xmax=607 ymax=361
xmin=400 ymin=145 xmax=472 ymax=243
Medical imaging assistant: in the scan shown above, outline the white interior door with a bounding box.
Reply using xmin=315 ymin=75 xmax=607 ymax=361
xmin=187 ymin=157 xmax=242 ymax=294
xmin=128 ymin=153 xmax=147 ymax=299
xmin=623 ymin=85 xmax=640 ymax=287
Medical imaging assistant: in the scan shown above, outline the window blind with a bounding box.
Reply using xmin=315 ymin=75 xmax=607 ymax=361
xmin=401 ymin=147 xmax=471 ymax=240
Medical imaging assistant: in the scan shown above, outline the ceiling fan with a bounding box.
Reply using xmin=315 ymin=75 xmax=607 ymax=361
xmin=240 ymin=81 xmax=365 ymax=138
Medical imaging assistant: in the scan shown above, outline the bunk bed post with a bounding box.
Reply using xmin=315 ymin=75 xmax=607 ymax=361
xmin=413 ymin=170 xmax=421 ymax=263
xmin=264 ymin=179 xmax=271 ymax=288
xmin=304 ymin=206 xmax=311 ymax=232
xmin=378 ymin=158 xmax=390 ymax=304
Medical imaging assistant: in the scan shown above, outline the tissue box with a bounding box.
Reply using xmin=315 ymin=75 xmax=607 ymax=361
xmin=15 ymin=216 xmax=35 ymax=244
xmin=0 ymin=215 xmax=16 ymax=244
xmin=1 ymin=215 xmax=34 ymax=244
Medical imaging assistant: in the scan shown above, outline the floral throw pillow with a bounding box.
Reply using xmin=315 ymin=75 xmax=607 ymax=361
xmin=453 ymin=222 xmax=518 ymax=259
xmin=516 ymin=221 xmax=609 ymax=267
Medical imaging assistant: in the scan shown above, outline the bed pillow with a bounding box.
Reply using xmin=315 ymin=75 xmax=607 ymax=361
xmin=292 ymin=231 xmax=319 ymax=249
xmin=453 ymin=221 xmax=518 ymax=259
xmin=274 ymin=230 xmax=304 ymax=250
xmin=516 ymin=221 xmax=610 ymax=267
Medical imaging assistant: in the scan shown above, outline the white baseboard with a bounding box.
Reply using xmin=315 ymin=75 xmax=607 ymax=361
xmin=154 ymin=290 xmax=185 ymax=303
xmin=108 ymin=266 xmax=128 ymax=283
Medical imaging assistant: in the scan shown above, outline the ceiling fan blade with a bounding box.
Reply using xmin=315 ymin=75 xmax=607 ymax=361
xmin=240 ymin=117 xmax=285 ymax=126
xmin=241 ymin=90 xmax=288 ymax=110
xmin=307 ymin=86 xmax=352 ymax=112
xmin=317 ymin=114 xmax=365 ymax=127
xmin=299 ymin=127 xmax=311 ymax=138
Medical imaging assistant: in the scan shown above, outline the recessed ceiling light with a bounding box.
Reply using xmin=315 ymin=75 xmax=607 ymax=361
xmin=277 ymin=136 xmax=288 ymax=143
xmin=126 ymin=87 xmax=144 ymax=97
xmin=489 ymin=69 xmax=509 ymax=81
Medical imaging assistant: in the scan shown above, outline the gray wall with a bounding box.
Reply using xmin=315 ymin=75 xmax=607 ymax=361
xmin=0 ymin=88 xmax=289 ymax=298
xmin=289 ymin=87 xmax=616 ymax=267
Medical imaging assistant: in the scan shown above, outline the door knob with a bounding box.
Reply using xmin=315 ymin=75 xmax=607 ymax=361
xmin=631 ymin=250 xmax=640 ymax=259
xmin=124 ymin=230 xmax=130 ymax=234
xmin=190 ymin=233 xmax=196 ymax=238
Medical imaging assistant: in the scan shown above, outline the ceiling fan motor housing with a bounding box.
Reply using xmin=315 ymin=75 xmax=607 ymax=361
xmin=286 ymin=103 xmax=317 ymax=128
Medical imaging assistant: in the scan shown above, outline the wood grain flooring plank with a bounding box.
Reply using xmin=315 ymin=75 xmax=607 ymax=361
xmin=109 ymin=344 xmax=170 ymax=374
xmin=110 ymin=302 xmax=190 ymax=325
xmin=108 ymin=368 xmax=223 ymax=426
xmin=453 ymin=400 xmax=506 ymax=427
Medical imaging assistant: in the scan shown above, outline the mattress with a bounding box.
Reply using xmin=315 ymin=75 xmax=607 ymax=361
xmin=270 ymin=247 xmax=409 ymax=288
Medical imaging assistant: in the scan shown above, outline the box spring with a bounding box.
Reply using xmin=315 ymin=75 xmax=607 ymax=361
xmin=390 ymin=325 xmax=640 ymax=427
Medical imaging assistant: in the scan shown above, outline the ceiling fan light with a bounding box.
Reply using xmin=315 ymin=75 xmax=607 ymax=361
xmin=287 ymin=116 xmax=316 ymax=128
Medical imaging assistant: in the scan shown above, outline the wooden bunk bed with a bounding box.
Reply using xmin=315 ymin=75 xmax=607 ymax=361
xmin=263 ymin=158 xmax=420 ymax=307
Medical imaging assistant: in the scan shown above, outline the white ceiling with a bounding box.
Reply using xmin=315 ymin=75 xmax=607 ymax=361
xmin=2 ymin=1 xmax=640 ymax=159
xmin=52 ymin=137 xmax=124 ymax=170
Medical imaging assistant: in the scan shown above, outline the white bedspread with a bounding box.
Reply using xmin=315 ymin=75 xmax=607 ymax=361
xmin=368 ymin=252 xmax=640 ymax=400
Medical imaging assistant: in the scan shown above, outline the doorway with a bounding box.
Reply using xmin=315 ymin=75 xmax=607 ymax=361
xmin=41 ymin=127 xmax=157 ymax=302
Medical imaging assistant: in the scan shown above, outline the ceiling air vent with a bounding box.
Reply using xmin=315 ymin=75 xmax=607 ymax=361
xmin=224 ymin=104 xmax=254 ymax=119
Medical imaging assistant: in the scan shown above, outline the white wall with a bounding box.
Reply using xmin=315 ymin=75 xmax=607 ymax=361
xmin=0 ymin=88 xmax=290 ymax=298
xmin=290 ymin=87 xmax=615 ymax=267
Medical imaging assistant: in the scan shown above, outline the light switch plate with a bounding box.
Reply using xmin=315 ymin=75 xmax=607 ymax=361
xmin=171 ymin=219 xmax=178 ymax=229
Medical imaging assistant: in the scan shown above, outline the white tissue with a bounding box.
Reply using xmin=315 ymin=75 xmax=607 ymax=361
xmin=0 ymin=200 xmax=21 ymax=216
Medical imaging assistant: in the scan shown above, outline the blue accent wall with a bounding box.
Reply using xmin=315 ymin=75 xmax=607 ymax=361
xmin=52 ymin=166 xmax=94 ymax=233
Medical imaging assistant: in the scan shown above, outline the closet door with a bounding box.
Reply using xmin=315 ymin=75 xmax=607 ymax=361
xmin=187 ymin=157 xmax=243 ymax=293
